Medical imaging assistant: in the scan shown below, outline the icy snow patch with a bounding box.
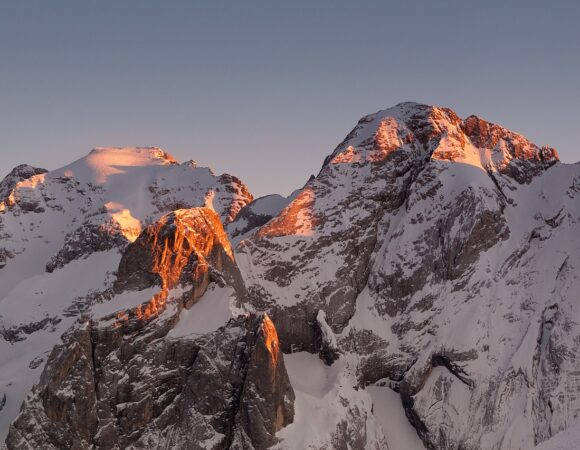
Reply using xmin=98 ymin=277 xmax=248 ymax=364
xmin=169 ymin=285 xmax=237 ymax=337
xmin=91 ymin=287 xmax=160 ymax=319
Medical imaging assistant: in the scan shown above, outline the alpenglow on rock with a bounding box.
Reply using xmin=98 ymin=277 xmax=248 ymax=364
xmin=3 ymin=103 xmax=580 ymax=450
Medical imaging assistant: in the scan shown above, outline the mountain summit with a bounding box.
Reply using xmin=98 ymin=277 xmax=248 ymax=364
xmin=323 ymin=102 xmax=558 ymax=178
xmin=2 ymin=104 xmax=580 ymax=450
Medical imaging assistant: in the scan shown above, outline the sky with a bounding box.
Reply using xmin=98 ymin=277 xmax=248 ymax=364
xmin=0 ymin=1 xmax=579 ymax=197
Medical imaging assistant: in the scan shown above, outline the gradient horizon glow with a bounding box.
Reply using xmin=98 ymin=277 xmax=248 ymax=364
xmin=1 ymin=0 xmax=579 ymax=197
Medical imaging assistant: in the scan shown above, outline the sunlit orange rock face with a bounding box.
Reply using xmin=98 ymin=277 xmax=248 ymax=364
xmin=257 ymin=187 xmax=319 ymax=238
xmin=108 ymin=290 xmax=169 ymax=328
xmin=461 ymin=115 xmax=559 ymax=164
xmin=260 ymin=313 xmax=280 ymax=368
xmin=115 ymin=207 xmax=240 ymax=312
xmin=134 ymin=291 xmax=167 ymax=321
xmin=236 ymin=314 xmax=295 ymax=446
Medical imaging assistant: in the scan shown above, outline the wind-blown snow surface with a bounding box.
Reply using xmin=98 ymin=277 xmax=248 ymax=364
xmin=0 ymin=147 xmax=252 ymax=443
xmin=534 ymin=421 xmax=580 ymax=450
xmin=168 ymin=284 xmax=240 ymax=337
xmin=277 ymin=352 xmax=425 ymax=450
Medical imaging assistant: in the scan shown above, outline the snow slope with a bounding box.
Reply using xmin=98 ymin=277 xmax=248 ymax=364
xmin=534 ymin=421 xmax=580 ymax=450
xmin=278 ymin=352 xmax=425 ymax=450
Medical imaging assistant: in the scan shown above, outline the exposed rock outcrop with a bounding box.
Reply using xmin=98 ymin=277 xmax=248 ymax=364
xmin=0 ymin=164 xmax=47 ymax=202
xmin=46 ymin=217 xmax=131 ymax=273
xmin=0 ymin=164 xmax=47 ymax=268
xmin=115 ymin=208 xmax=242 ymax=296
xmin=6 ymin=311 xmax=294 ymax=450
xmin=6 ymin=206 xmax=293 ymax=449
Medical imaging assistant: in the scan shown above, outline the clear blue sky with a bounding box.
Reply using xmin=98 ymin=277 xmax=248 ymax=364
xmin=1 ymin=1 xmax=579 ymax=197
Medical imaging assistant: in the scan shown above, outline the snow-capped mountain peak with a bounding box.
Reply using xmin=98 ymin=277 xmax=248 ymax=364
xmin=0 ymin=146 xmax=253 ymax=443
xmin=2 ymin=105 xmax=580 ymax=450
xmin=52 ymin=146 xmax=178 ymax=184
xmin=325 ymin=102 xmax=558 ymax=182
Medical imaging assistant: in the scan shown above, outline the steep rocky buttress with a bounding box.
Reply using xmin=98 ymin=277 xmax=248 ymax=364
xmin=6 ymin=207 xmax=294 ymax=449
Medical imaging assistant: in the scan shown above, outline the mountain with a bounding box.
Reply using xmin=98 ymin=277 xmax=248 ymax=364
xmin=237 ymin=102 xmax=575 ymax=449
xmin=0 ymin=147 xmax=252 ymax=444
xmin=2 ymin=104 xmax=580 ymax=449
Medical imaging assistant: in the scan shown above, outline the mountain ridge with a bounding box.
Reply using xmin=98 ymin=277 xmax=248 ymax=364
xmin=2 ymin=103 xmax=580 ymax=449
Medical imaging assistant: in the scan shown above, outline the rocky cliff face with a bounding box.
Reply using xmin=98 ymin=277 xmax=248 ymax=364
xmin=115 ymin=208 xmax=243 ymax=298
xmin=0 ymin=164 xmax=47 ymax=269
xmin=3 ymin=104 xmax=580 ymax=449
xmin=0 ymin=164 xmax=47 ymax=203
xmin=6 ymin=206 xmax=294 ymax=449
xmin=6 ymin=313 xmax=294 ymax=450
